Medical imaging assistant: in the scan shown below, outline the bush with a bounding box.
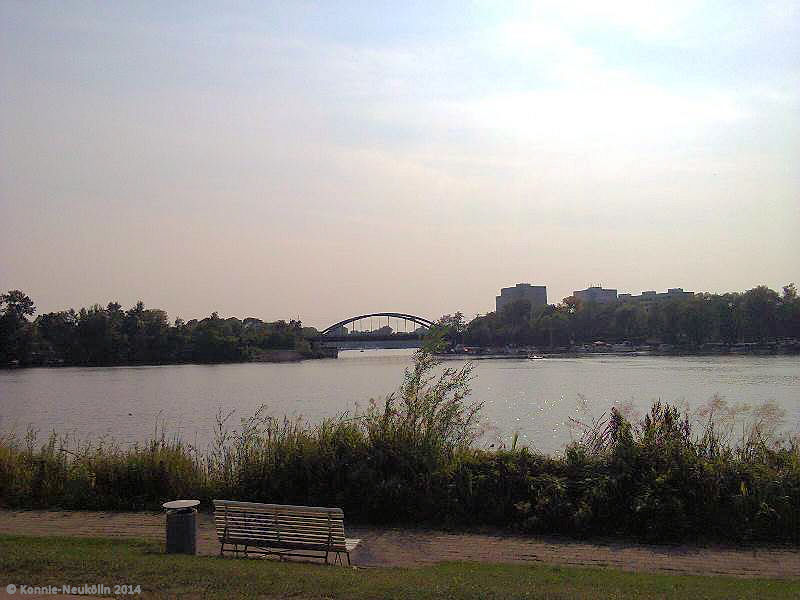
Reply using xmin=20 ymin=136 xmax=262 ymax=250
xmin=1 ymin=350 xmax=798 ymax=544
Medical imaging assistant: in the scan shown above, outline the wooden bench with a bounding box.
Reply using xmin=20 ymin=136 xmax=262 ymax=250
xmin=213 ymin=500 xmax=354 ymax=565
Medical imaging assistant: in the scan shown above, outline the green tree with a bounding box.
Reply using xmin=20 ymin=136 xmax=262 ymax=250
xmin=0 ymin=290 xmax=35 ymax=320
xmin=538 ymin=309 xmax=571 ymax=347
xmin=681 ymin=296 xmax=713 ymax=347
xmin=709 ymin=294 xmax=739 ymax=345
xmin=613 ymin=303 xmax=647 ymax=342
xmin=428 ymin=312 xmax=467 ymax=347
xmin=35 ymin=310 xmax=78 ymax=363
xmin=106 ymin=301 xmax=129 ymax=363
xmin=570 ymin=299 xmax=614 ymax=344
xmin=779 ymin=284 xmax=800 ymax=339
xmin=75 ymin=304 xmax=112 ymax=364
xmin=659 ymin=300 xmax=684 ymax=344
xmin=739 ymin=286 xmax=779 ymax=343
xmin=0 ymin=290 xmax=36 ymax=365
xmin=464 ymin=314 xmax=496 ymax=347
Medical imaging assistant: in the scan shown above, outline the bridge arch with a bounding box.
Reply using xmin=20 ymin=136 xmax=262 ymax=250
xmin=320 ymin=312 xmax=435 ymax=336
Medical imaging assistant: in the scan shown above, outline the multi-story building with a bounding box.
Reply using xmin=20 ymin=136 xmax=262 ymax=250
xmin=496 ymin=283 xmax=548 ymax=312
xmin=664 ymin=288 xmax=693 ymax=300
xmin=619 ymin=288 xmax=694 ymax=304
xmin=573 ymin=286 xmax=618 ymax=304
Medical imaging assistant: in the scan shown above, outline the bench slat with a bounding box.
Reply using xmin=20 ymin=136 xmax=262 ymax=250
xmin=217 ymin=513 xmax=343 ymax=527
xmin=215 ymin=505 xmax=339 ymax=514
xmin=215 ymin=513 xmax=344 ymax=527
xmin=214 ymin=500 xmax=343 ymax=515
xmin=217 ymin=523 xmax=342 ymax=533
xmin=216 ymin=525 xmax=345 ymax=540
xmin=223 ymin=539 xmax=346 ymax=552
xmin=218 ymin=530 xmax=344 ymax=544
xmin=218 ymin=534 xmax=346 ymax=547
xmin=215 ymin=516 xmax=344 ymax=530
xmin=217 ymin=528 xmax=345 ymax=543
xmin=214 ymin=515 xmax=344 ymax=531
xmin=217 ymin=528 xmax=344 ymax=541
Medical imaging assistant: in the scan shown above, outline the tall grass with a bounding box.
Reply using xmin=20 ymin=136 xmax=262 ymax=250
xmin=1 ymin=350 xmax=798 ymax=543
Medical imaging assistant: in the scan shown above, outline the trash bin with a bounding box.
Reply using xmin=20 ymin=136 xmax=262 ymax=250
xmin=163 ymin=500 xmax=199 ymax=555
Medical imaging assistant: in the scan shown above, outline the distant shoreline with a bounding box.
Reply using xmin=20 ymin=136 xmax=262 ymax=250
xmin=437 ymin=348 xmax=800 ymax=360
xmin=1 ymin=348 xmax=338 ymax=369
xmin=4 ymin=346 xmax=799 ymax=369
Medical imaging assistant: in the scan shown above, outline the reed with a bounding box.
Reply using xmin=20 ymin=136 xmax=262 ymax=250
xmin=1 ymin=350 xmax=797 ymax=543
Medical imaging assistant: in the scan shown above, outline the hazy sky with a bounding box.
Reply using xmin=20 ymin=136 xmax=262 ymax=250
xmin=1 ymin=1 xmax=798 ymax=328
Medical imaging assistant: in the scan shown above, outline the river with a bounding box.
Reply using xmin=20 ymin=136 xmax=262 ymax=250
xmin=1 ymin=350 xmax=798 ymax=454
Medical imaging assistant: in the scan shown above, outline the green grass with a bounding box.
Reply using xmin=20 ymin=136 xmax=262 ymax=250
xmin=0 ymin=536 xmax=797 ymax=599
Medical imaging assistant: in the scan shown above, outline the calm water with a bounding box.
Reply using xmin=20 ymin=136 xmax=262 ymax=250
xmin=1 ymin=350 xmax=798 ymax=454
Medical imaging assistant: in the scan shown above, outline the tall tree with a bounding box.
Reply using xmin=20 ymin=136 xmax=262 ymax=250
xmin=739 ymin=286 xmax=779 ymax=343
xmin=0 ymin=290 xmax=36 ymax=364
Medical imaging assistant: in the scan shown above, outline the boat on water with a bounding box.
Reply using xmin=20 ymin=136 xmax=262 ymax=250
xmin=527 ymin=354 xmax=545 ymax=360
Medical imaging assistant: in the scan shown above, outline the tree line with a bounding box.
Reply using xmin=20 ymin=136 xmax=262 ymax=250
xmin=3 ymin=284 xmax=799 ymax=366
xmin=432 ymin=284 xmax=800 ymax=349
xmin=0 ymin=291 xmax=318 ymax=367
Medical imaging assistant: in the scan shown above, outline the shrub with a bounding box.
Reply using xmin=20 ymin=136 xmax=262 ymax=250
xmin=0 ymin=350 xmax=798 ymax=544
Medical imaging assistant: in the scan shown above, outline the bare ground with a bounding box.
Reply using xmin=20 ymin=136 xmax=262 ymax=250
xmin=0 ymin=510 xmax=797 ymax=579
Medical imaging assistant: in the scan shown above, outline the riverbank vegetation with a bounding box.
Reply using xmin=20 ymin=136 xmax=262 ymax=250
xmin=3 ymin=536 xmax=798 ymax=600
xmin=3 ymin=284 xmax=799 ymax=368
xmin=0 ymin=290 xmax=321 ymax=367
xmin=432 ymin=284 xmax=800 ymax=350
xmin=1 ymin=351 xmax=797 ymax=545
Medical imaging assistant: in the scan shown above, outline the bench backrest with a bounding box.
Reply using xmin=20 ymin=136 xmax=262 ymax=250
xmin=213 ymin=500 xmax=347 ymax=552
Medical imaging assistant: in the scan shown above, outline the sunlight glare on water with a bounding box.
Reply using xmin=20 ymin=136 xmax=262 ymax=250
xmin=0 ymin=350 xmax=798 ymax=454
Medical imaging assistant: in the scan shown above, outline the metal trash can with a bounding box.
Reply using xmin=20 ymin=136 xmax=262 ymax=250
xmin=163 ymin=500 xmax=199 ymax=555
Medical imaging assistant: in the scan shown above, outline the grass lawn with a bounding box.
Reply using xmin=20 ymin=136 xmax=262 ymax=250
xmin=0 ymin=535 xmax=797 ymax=599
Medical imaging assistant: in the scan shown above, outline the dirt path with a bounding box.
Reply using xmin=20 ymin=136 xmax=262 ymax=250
xmin=0 ymin=510 xmax=797 ymax=579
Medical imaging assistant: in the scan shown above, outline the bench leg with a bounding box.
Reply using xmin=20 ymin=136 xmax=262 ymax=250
xmin=347 ymin=552 xmax=351 ymax=567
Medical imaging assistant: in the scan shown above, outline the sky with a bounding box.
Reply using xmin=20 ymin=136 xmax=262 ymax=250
xmin=1 ymin=1 xmax=798 ymax=329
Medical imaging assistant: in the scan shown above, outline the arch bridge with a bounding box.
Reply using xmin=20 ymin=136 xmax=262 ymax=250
xmin=310 ymin=312 xmax=434 ymax=350
xmin=314 ymin=312 xmax=435 ymax=347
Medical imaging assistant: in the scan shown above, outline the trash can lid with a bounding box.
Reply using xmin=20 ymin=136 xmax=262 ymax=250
xmin=162 ymin=500 xmax=200 ymax=510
